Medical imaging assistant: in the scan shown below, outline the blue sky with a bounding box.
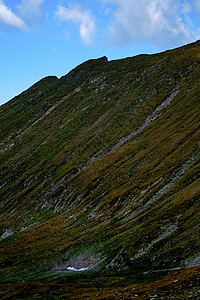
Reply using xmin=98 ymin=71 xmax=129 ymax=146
xmin=0 ymin=0 xmax=200 ymax=105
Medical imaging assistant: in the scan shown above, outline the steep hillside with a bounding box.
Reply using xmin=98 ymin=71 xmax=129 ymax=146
xmin=0 ymin=41 xmax=200 ymax=298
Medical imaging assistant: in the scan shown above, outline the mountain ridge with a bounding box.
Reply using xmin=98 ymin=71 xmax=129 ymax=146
xmin=0 ymin=40 xmax=200 ymax=299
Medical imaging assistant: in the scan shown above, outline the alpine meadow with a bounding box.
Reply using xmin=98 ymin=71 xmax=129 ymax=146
xmin=0 ymin=40 xmax=200 ymax=299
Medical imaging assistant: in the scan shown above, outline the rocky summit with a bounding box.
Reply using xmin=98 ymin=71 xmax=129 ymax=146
xmin=0 ymin=41 xmax=200 ymax=299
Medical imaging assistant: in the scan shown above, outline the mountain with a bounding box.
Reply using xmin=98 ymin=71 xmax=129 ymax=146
xmin=0 ymin=41 xmax=200 ymax=299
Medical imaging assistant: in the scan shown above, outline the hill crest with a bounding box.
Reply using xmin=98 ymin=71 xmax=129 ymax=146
xmin=0 ymin=40 xmax=200 ymax=298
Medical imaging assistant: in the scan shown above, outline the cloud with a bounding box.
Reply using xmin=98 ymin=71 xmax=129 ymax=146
xmin=17 ymin=0 xmax=44 ymax=18
xmin=102 ymin=0 xmax=200 ymax=48
xmin=194 ymin=0 xmax=200 ymax=13
xmin=55 ymin=3 xmax=95 ymax=45
xmin=0 ymin=0 xmax=27 ymax=30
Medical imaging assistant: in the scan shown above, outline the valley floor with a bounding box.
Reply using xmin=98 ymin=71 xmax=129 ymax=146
xmin=0 ymin=266 xmax=199 ymax=299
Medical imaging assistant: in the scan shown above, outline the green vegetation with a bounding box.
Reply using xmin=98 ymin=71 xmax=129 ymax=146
xmin=0 ymin=41 xmax=200 ymax=298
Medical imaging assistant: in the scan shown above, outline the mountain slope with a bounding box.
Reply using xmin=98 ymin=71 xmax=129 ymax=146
xmin=0 ymin=41 xmax=200 ymax=298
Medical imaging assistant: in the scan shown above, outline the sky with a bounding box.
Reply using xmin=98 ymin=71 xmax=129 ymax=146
xmin=0 ymin=0 xmax=200 ymax=105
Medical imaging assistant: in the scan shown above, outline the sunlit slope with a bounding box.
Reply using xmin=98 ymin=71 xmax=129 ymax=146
xmin=0 ymin=41 xmax=200 ymax=284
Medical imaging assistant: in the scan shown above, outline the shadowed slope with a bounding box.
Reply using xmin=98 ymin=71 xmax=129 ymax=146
xmin=0 ymin=41 xmax=200 ymax=298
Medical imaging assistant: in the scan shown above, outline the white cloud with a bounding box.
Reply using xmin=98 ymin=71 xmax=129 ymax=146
xmin=17 ymin=0 xmax=44 ymax=18
xmin=55 ymin=3 xmax=95 ymax=45
xmin=194 ymin=0 xmax=200 ymax=13
xmin=0 ymin=0 xmax=27 ymax=30
xmin=181 ymin=2 xmax=192 ymax=14
xmin=102 ymin=0 xmax=200 ymax=48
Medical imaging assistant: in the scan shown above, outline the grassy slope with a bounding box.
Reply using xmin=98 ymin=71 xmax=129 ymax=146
xmin=0 ymin=266 xmax=199 ymax=299
xmin=0 ymin=41 xmax=200 ymax=297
